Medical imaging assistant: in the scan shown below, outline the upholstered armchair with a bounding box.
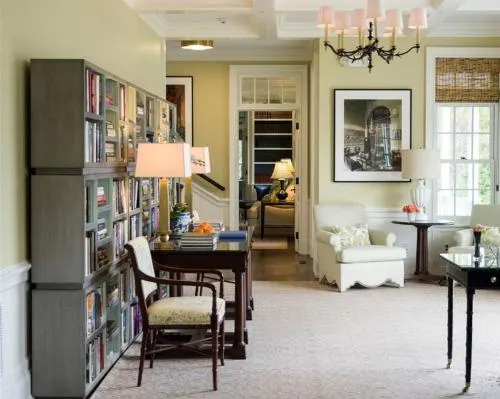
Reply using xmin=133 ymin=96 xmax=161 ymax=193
xmin=449 ymin=204 xmax=500 ymax=254
xmin=313 ymin=203 xmax=406 ymax=292
xmin=125 ymin=237 xmax=225 ymax=391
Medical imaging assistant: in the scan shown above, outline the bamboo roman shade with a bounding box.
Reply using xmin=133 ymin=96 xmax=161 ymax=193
xmin=435 ymin=58 xmax=500 ymax=103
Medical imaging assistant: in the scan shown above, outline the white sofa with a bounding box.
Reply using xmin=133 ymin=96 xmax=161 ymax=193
xmin=449 ymin=204 xmax=500 ymax=254
xmin=314 ymin=203 xmax=406 ymax=292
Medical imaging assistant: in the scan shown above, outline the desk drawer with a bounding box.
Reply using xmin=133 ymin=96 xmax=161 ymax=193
xmin=468 ymin=271 xmax=500 ymax=289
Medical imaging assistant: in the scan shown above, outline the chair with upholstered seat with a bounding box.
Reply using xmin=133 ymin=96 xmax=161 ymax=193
xmin=448 ymin=204 xmax=500 ymax=254
xmin=313 ymin=203 xmax=406 ymax=292
xmin=125 ymin=236 xmax=225 ymax=391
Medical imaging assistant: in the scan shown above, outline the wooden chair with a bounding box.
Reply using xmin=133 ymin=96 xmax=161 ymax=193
xmin=125 ymin=237 xmax=225 ymax=391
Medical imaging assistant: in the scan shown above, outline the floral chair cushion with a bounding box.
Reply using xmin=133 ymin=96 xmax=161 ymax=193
xmin=331 ymin=223 xmax=371 ymax=251
xmin=148 ymin=296 xmax=225 ymax=325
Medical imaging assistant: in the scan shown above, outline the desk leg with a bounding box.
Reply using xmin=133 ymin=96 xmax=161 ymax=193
xmin=463 ymin=287 xmax=475 ymax=393
xmin=447 ymin=276 xmax=453 ymax=369
xmin=247 ymin=251 xmax=254 ymax=313
xmin=230 ymin=271 xmax=247 ymax=359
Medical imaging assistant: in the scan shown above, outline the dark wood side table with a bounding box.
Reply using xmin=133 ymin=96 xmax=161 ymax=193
xmin=260 ymin=200 xmax=294 ymax=239
xmin=440 ymin=252 xmax=500 ymax=393
xmin=392 ymin=220 xmax=454 ymax=275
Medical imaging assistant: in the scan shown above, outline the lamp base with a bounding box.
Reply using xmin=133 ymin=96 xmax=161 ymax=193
xmin=276 ymin=190 xmax=288 ymax=201
xmin=159 ymin=232 xmax=169 ymax=242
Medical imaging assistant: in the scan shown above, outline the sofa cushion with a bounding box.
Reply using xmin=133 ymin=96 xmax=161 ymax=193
xmin=337 ymin=245 xmax=406 ymax=263
xmin=331 ymin=224 xmax=371 ymax=250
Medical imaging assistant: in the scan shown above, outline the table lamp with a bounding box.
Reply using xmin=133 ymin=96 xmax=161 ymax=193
xmin=185 ymin=146 xmax=211 ymax=210
xmin=135 ymin=142 xmax=192 ymax=242
xmin=280 ymin=158 xmax=295 ymax=175
xmin=401 ymin=148 xmax=440 ymax=221
xmin=271 ymin=160 xmax=294 ymax=201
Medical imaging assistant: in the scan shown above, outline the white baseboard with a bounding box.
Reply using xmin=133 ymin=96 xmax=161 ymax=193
xmin=0 ymin=261 xmax=32 ymax=399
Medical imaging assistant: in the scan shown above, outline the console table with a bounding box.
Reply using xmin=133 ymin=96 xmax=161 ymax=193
xmin=150 ymin=236 xmax=253 ymax=359
xmin=392 ymin=220 xmax=453 ymax=275
xmin=440 ymin=252 xmax=500 ymax=393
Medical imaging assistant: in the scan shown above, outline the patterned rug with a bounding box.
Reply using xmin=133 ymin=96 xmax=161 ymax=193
xmin=251 ymin=237 xmax=288 ymax=250
xmin=91 ymin=281 xmax=500 ymax=399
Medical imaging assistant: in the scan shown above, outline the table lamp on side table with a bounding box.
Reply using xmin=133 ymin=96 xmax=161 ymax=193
xmin=271 ymin=160 xmax=294 ymax=201
xmin=135 ymin=142 xmax=192 ymax=242
xmin=401 ymin=148 xmax=440 ymax=221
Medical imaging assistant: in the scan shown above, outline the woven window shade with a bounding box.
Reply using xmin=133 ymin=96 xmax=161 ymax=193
xmin=435 ymin=58 xmax=500 ymax=103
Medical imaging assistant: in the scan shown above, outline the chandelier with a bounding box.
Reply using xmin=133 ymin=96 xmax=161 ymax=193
xmin=317 ymin=1 xmax=427 ymax=72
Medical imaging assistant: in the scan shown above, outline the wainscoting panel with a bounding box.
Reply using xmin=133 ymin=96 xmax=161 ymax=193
xmin=192 ymin=183 xmax=229 ymax=226
xmin=0 ymin=262 xmax=32 ymax=399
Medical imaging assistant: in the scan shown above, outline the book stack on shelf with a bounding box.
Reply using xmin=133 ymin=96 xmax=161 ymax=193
xmin=180 ymin=232 xmax=219 ymax=250
xmin=30 ymin=59 xmax=176 ymax=399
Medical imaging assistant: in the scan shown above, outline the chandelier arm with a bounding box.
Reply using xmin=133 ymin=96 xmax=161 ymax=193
xmin=392 ymin=44 xmax=421 ymax=57
xmin=324 ymin=41 xmax=363 ymax=60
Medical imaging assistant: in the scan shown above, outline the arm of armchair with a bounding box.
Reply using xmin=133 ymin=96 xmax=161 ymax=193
xmin=316 ymin=230 xmax=341 ymax=249
xmin=369 ymin=229 xmax=396 ymax=246
xmin=452 ymin=228 xmax=473 ymax=246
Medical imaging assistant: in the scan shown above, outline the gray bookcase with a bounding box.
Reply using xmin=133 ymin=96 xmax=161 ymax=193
xmin=30 ymin=59 xmax=174 ymax=398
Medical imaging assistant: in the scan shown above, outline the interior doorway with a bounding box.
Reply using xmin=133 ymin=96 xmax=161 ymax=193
xmin=229 ymin=65 xmax=309 ymax=255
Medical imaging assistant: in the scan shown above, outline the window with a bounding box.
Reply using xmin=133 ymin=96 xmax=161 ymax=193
xmin=435 ymin=103 xmax=497 ymax=217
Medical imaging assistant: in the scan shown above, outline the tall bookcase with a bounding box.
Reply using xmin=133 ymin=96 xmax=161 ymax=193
xmin=30 ymin=59 xmax=174 ymax=398
xmin=252 ymin=110 xmax=294 ymax=184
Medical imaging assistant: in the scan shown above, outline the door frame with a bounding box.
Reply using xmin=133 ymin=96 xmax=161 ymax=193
xmin=229 ymin=65 xmax=309 ymax=254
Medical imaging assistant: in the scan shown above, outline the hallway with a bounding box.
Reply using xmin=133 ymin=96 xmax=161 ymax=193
xmin=251 ymin=238 xmax=315 ymax=282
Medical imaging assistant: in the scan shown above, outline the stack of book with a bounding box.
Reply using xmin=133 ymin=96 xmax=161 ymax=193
xmin=180 ymin=232 xmax=218 ymax=249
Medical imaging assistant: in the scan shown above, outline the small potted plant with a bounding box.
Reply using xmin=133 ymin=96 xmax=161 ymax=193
xmin=170 ymin=202 xmax=191 ymax=238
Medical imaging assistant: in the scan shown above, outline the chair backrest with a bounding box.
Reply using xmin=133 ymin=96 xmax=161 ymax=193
xmin=471 ymin=204 xmax=500 ymax=227
xmin=313 ymin=203 xmax=366 ymax=231
xmin=125 ymin=236 xmax=157 ymax=300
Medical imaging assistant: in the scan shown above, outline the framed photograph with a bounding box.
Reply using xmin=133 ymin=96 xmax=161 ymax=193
xmin=166 ymin=76 xmax=193 ymax=145
xmin=333 ymin=89 xmax=412 ymax=182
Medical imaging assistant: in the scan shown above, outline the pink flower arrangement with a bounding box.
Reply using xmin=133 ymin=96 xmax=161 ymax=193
xmin=402 ymin=203 xmax=420 ymax=213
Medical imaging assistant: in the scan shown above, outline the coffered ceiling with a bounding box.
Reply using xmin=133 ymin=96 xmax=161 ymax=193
xmin=122 ymin=0 xmax=500 ymax=61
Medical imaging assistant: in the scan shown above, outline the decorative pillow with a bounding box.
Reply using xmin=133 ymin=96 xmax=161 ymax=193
xmin=331 ymin=224 xmax=371 ymax=251
xmin=482 ymin=226 xmax=500 ymax=246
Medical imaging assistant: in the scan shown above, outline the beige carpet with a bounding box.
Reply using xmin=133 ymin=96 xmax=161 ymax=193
xmin=251 ymin=237 xmax=288 ymax=250
xmin=91 ymin=281 xmax=500 ymax=399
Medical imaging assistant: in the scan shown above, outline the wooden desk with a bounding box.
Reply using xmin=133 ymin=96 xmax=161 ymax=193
xmin=151 ymin=238 xmax=252 ymax=359
xmin=392 ymin=220 xmax=453 ymax=275
xmin=260 ymin=200 xmax=294 ymax=239
xmin=441 ymin=252 xmax=500 ymax=393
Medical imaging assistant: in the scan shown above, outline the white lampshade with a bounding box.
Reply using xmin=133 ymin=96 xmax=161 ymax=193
xmin=317 ymin=5 xmax=334 ymax=28
xmin=334 ymin=12 xmax=351 ymax=34
xmin=408 ymin=7 xmax=428 ymax=29
xmin=135 ymin=143 xmax=192 ymax=178
xmin=352 ymin=9 xmax=367 ymax=29
xmin=385 ymin=9 xmax=403 ymax=30
xmin=191 ymin=146 xmax=211 ymax=174
xmin=401 ymin=149 xmax=440 ymax=180
xmin=280 ymin=158 xmax=295 ymax=174
xmin=366 ymin=0 xmax=385 ymax=21
xmin=271 ymin=161 xmax=294 ymax=180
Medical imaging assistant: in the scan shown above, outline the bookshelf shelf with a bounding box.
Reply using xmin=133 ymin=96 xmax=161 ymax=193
xmin=30 ymin=58 xmax=176 ymax=399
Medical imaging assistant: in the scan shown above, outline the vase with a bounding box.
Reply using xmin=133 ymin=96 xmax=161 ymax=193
xmin=407 ymin=212 xmax=416 ymax=222
xmin=170 ymin=211 xmax=191 ymax=239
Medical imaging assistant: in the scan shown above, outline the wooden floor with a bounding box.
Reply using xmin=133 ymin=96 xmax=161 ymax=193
xmin=251 ymin=237 xmax=315 ymax=281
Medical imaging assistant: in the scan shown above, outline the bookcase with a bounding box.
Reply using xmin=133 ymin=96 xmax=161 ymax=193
xmin=30 ymin=59 xmax=173 ymax=398
xmin=252 ymin=110 xmax=294 ymax=184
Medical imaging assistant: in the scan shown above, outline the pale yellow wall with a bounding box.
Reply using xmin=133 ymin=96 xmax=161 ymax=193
xmin=0 ymin=0 xmax=166 ymax=269
xmin=167 ymin=62 xmax=229 ymax=193
xmin=316 ymin=36 xmax=500 ymax=206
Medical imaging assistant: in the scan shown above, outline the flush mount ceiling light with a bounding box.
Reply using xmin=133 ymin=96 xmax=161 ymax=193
xmin=181 ymin=40 xmax=214 ymax=51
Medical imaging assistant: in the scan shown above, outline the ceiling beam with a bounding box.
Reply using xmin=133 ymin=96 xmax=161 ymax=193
xmin=426 ymin=0 xmax=468 ymax=35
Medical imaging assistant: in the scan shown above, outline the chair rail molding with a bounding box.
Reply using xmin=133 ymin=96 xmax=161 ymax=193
xmin=192 ymin=182 xmax=230 ymax=226
xmin=0 ymin=261 xmax=32 ymax=399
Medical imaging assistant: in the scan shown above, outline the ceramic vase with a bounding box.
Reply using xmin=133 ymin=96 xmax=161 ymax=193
xmin=407 ymin=212 xmax=416 ymax=222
